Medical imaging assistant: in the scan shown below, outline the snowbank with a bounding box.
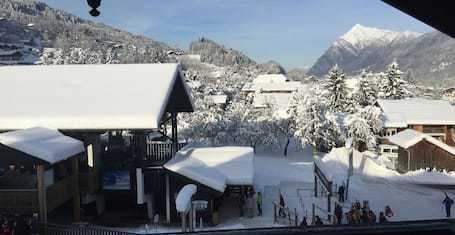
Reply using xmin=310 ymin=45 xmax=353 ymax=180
xmin=316 ymin=147 xmax=399 ymax=185
xmin=400 ymin=169 xmax=455 ymax=185
xmin=176 ymin=184 xmax=197 ymax=213
xmin=318 ymin=147 xmax=455 ymax=186
xmin=164 ymin=146 xmax=254 ymax=192
xmin=0 ymin=127 xmax=85 ymax=164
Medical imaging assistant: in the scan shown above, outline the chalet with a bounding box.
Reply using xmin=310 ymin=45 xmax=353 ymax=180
xmin=388 ymin=129 xmax=455 ymax=172
xmin=242 ymin=74 xmax=304 ymax=111
xmin=377 ymin=98 xmax=455 ymax=144
xmin=376 ymin=98 xmax=455 ymax=171
xmin=0 ymin=64 xmax=194 ymax=224
xmin=207 ymin=94 xmax=228 ymax=109
xmin=0 ymin=127 xmax=85 ymax=222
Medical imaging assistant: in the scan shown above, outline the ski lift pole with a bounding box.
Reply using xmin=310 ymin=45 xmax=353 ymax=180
xmin=346 ymin=147 xmax=354 ymax=200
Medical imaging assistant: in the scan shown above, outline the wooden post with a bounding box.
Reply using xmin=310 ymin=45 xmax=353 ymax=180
xmin=72 ymin=157 xmax=81 ymax=222
xmin=312 ymin=203 xmax=315 ymax=225
xmin=171 ymin=112 xmax=178 ymax=155
xmin=273 ymin=202 xmax=277 ymax=223
xmin=181 ymin=212 xmax=186 ymax=232
xmin=165 ymin=174 xmax=171 ymax=224
xmin=294 ymin=208 xmax=298 ymax=226
xmin=314 ymin=175 xmax=318 ymax=197
xmin=36 ymin=164 xmax=47 ymax=222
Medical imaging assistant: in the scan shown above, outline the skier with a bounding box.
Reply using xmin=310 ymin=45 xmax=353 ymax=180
xmin=379 ymin=212 xmax=387 ymax=223
xmin=299 ymin=216 xmax=308 ymax=228
xmin=256 ymin=192 xmax=263 ymax=216
xmin=279 ymin=192 xmax=286 ymax=217
xmin=338 ymin=184 xmax=345 ymax=203
xmin=314 ymin=216 xmax=323 ymax=226
xmin=443 ymin=194 xmax=454 ymax=218
xmin=384 ymin=205 xmax=394 ymax=217
xmin=334 ymin=203 xmax=343 ymax=225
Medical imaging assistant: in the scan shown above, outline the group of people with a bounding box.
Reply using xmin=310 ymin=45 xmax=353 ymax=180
xmin=333 ymin=200 xmax=394 ymax=225
xmin=238 ymin=186 xmax=262 ymax=218
xmin=0 ymin=214 xmax=39 ymax=235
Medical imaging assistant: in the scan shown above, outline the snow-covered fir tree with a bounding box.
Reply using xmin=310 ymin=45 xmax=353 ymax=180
xmin=345 ymin=105 xmax=383 ymax=151
xmin=295 ymin=95 xmax=343 ymax=152
xmin=355 ymin=70 xmax=378 ymax=107
xmin=325 ymin=64 xmax=353 ymax=112
xmin=380 ymin=61 xmax=411 ymax=100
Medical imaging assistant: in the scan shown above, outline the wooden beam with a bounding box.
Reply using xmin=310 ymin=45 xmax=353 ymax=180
xmin=165 ymin=174 xmax=171 ymax=224
xmin=72 ymin=157 xmax=81 ymax=222
xmin=36 ymin=164 xmax=47 ymax=222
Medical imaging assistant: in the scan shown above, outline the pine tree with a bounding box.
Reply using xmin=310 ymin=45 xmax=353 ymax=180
xmin=355 ymin=71 xmax=378 ymax=107
xmin=295 ymin=96 xmax=343 ymax=152
xmin=325 ymin=65 xmax=352 ymax=112
xmin=380 ymin=61 xmax=410 ymax=100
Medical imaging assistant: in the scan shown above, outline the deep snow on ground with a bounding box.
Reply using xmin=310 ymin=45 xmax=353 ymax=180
xmin=113 ymin=145 xmax=455 ymax=233
xmin=316 ymin=147 xmax=455 ymax=221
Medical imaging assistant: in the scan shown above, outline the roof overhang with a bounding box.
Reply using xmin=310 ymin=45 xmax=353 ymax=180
xmin=0 ymin=63 xmax=194 ymax=132
xmin=382 ymin=0 xmax=455 ymax=38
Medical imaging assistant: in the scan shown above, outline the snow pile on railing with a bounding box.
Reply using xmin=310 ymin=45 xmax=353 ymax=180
xmin=176 ymin=184 xmax=197 ymax=213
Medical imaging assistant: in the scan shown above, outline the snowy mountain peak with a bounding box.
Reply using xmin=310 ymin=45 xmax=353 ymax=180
xmin=339 ymin=24 xmax=421 ymax=49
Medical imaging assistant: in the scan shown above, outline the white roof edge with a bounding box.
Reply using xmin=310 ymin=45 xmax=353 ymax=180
xmin=388 ymin=129 xmax=455 ymax=155
xmin=0 ymin=127 xmax=85 ymax=164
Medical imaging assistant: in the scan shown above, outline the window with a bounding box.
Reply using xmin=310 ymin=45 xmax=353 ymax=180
xmin=392 ymin=149 xmax=398 ymax=153
xmin=383 ymin=149 xmax=391 ymax=153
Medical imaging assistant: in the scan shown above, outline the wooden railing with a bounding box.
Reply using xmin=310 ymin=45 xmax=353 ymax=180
xmin=39 ymin=223 xmax=136 ymax=235
xmin=143 ymin=141 xmax=186 ymax=165
xmin=0 ymin=189 xmax=38 ymax=214
xmin=0 ymin=176 xmax=74 ymax=215
xmin=273 ymin=201 xmax=299 ymax=226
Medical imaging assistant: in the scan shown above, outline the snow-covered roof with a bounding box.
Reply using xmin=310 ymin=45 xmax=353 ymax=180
xmin=377 ymin=98 xmax=455 ymax=128
xmin=175 ymin=184 xmax=197 ymax=213
xmin=208 ymin=95 xmax=228 ymax=105
xmin=0 ymin=127 xmax=85 ymax=164
xmin=242 ymin=81 xmax=301 ymax=93
xmin=164 ymin=146 xmax=254 ymax=192
xmin=388 ymin=129 xmax=455 ymax=155
xmin=253 ymin=93 xmax=293 ymax=110
xmin=0 ymin=64 xmax=194 ymax=131
xmin=253 ymin=74 xmax=288 ymax=84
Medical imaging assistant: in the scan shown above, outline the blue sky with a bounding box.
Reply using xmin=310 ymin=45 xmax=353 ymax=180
xmin=41 ymin=0 xmax=433 ymax=70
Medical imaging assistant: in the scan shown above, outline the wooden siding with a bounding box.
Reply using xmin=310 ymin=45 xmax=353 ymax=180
xmin=397 ymin=139 xmax=455 ymax=172
xmin=0 ymin=176 xmax=75 ymax=215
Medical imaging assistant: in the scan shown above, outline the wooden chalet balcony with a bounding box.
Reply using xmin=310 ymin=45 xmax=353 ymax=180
xmin=142 ymin=141 xmax=186 ymax=166
xmin=0 ymin=176 xmax=74 ymax=215
xmin=79 ymin=170 xmax=101 ymax=194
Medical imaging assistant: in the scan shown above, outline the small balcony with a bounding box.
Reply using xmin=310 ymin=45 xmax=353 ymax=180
xmin=142 ymin=141 xmax=187 ymax=166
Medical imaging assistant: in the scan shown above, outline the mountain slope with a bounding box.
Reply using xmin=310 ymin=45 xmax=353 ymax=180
xmin=0 ymin=18 xmax=42 ymax=64
xmin=308 ymin=24 xmax=455 ymax=86
xmin=0 ymin=0 xmax=173 ymax=64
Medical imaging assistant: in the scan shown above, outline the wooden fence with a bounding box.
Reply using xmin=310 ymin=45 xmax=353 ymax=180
xmin=272 ymin=201 xmax=299 ymax=226
xmin=143 ymin=141 xmax=186 ymax=165
xmin=39 ymin=223 xmax=137 ymax=235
